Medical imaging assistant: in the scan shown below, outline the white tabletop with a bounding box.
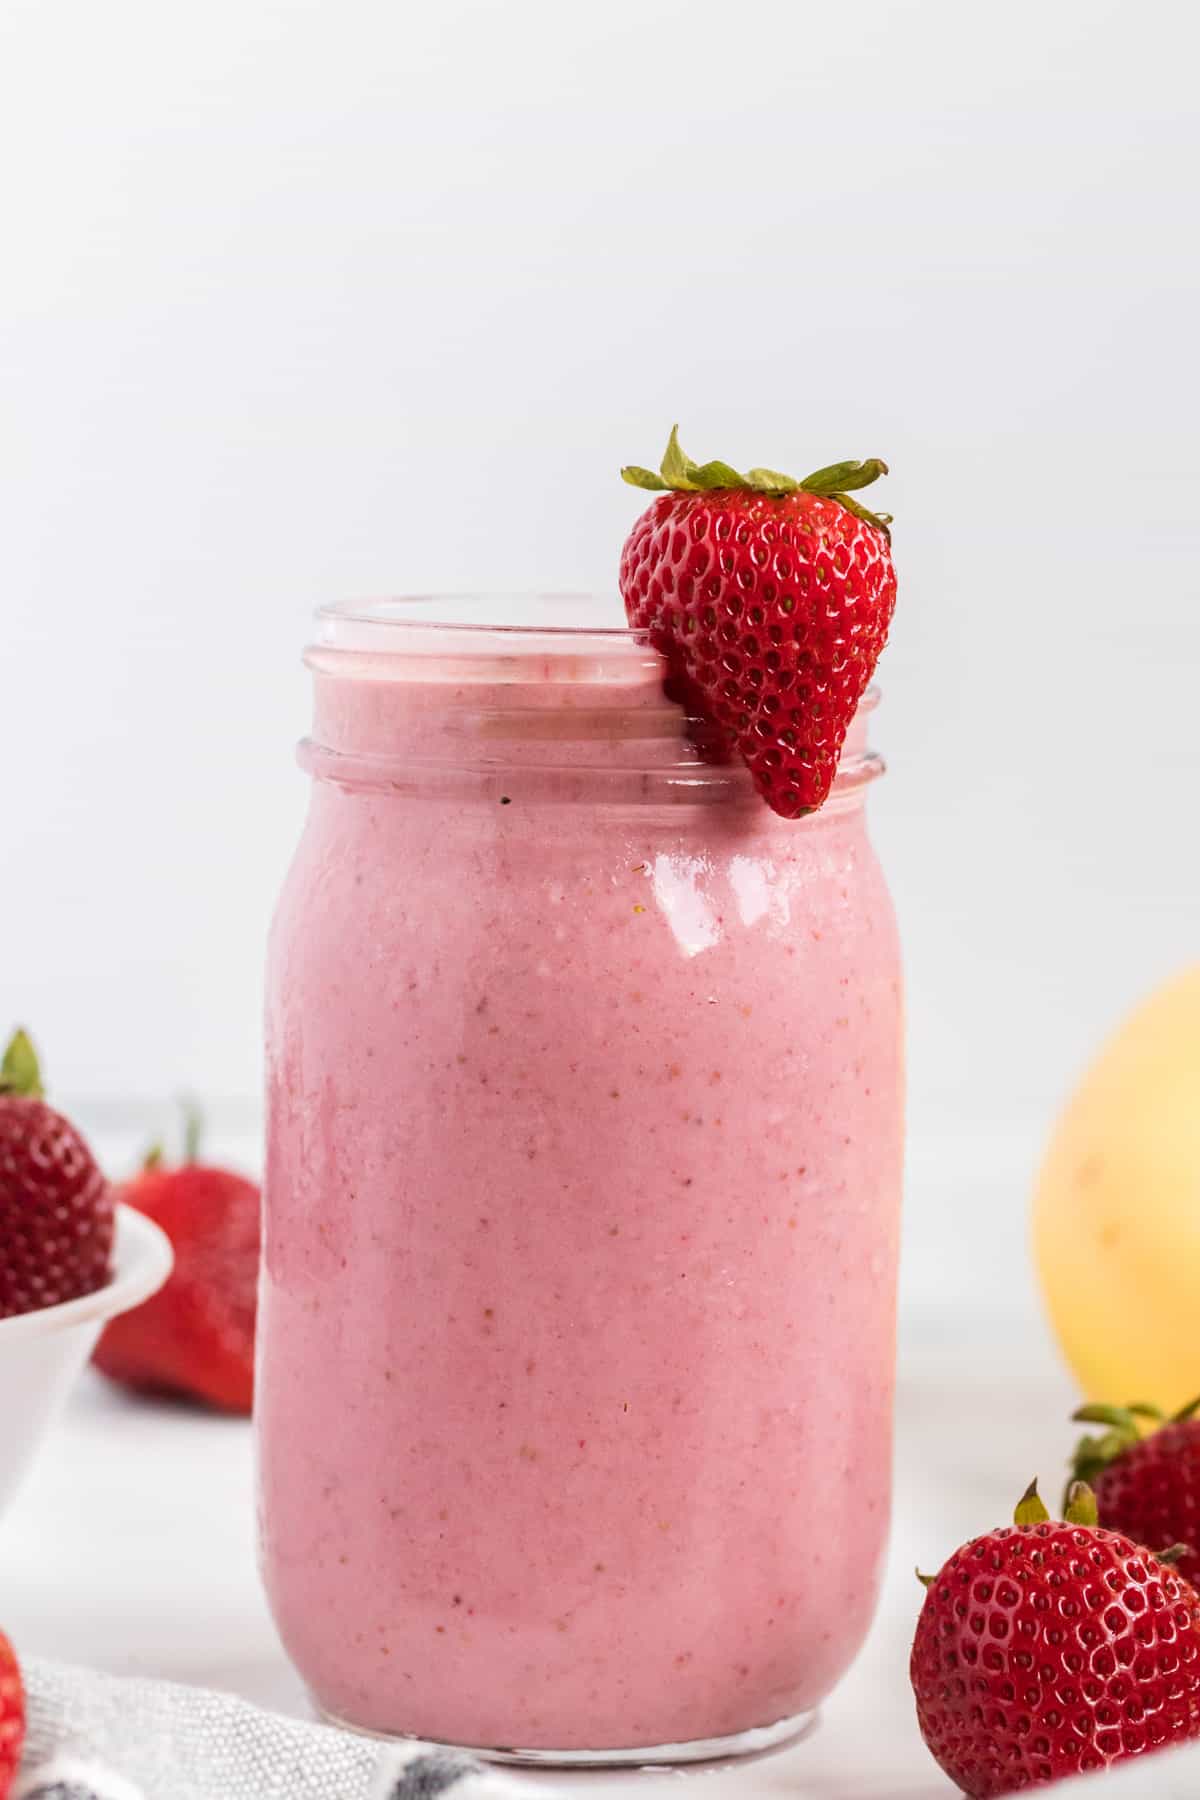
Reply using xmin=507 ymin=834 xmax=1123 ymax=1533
xmin=0 ymin=1299 xmax=1080 ymax=1799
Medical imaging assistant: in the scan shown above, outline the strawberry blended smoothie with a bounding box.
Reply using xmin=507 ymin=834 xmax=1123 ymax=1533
xmin=258 ymin=593 xmax=904 ymax=1761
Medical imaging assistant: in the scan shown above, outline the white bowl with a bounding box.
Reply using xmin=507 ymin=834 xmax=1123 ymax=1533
xmin=0 ymin=1203 xmax=173 ymax=1513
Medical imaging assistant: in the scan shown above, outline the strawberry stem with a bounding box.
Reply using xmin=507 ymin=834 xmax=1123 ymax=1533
xmin=621 ymin=426 xmax=893 ymax=538
xmin=139 ymin=1100 xmax=203 ymax=1172
xmin=182 ymin=1097 xmax=203 ymax=1164
xmin=0 ymin=1028 xmax=44 ymax=1098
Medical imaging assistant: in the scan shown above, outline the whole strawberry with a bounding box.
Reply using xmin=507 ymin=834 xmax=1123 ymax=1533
xmin=0 ymin=1029 xmax=113 ymax=1320
xmin=92 ymin=1108 xmax=259 ymax=1413
xmin=620 ymin=427 xmax=896 ymax=818
xmin=1069 ymin=1399 xmax=1200 ymax=1587
xmin=911 ymin=1481 xmax=1200 ymax=1797
xmin=0 ymin=1627 xmax=24 ymax=1800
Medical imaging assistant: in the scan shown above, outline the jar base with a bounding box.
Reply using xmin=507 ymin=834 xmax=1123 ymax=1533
xmin=317 ymin=1703 xmax=818 ymax=1768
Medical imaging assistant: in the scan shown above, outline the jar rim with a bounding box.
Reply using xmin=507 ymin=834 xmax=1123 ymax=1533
xmin=303 ymin=593 xmax=883 ymax=806
xmin=310 ymin=600 xmax=880 ymax=725
xmin=315 ymin=593 xmax=644 ymax=654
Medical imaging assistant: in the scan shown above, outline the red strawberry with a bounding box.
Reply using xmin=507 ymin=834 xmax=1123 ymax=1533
xmin=911 ymin=1480 xmax=1200 ymax=1796
xmin=0 ymin=1628 xmax=23 ymax=1800
xmin=92 ymin=1108 xmax=260 ymax=1414
xmin=1069 ymin=1398 xmax=1200 ymax=1587
xmin=619 ymin=427 xmax=896 ymax=818
xmin=0 ymin=1029 xmax=114 ymax=1320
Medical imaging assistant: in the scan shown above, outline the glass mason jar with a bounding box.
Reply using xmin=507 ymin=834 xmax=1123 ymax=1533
xmin=257 ymin=597 xmax=904 ymax=1765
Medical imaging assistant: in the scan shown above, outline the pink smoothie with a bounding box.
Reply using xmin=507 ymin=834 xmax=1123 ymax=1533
xmin=258 ymin=610 xmax=903 ymax=1754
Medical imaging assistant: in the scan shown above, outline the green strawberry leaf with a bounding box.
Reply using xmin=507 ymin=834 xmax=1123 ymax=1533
xmin=619 ymin=430 xmax=894 ymax=534
xmin=688 ymin=459 xmax=747 ymax=490
xmin=1066 ymin=1400 xmax=1145 ymax=1505
xmin=800 ymin=457 xmax=889 ymax=495
xmin=0 ymin=1027 xmax=44 ymax=1098
xmin=1073 ymin=1404 xmax=1141 ymax=1432
xmin=182 ymin=1096 xmax=203 ymax=1163
xmin=1013 ymin=1480 xmax=1051 ymax=1526
xmin=659 ymin=424 xmax=702 ymax=490
xmin=745 ymin=467 xmax=799 ymax=494
xmin=1064 ymin=1481 xmax=1099 ymax=1528
xmin=830 ymin=493 xmax=893 ymax=539
xmin=1157 ymin=1544 xmax=1192 ymax=1567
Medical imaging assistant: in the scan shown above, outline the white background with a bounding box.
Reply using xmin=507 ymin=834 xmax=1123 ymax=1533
xmin=4 ymin=0 xmax=1199 ymax=1308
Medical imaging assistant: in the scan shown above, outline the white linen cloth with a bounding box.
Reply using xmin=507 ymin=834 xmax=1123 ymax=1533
xmin=17 ymin=1660 xmax=560 ymax=1800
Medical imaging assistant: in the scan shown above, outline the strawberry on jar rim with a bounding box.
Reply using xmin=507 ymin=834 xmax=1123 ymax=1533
xmin=619 ymin=427 xmax=896 ymax=818
xmin=911 ymin=1480 xmax=1200 ymax=1797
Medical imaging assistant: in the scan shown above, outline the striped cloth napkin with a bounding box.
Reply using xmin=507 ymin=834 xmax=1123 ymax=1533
xmin=15 ymin=1660 xmax=562 ymax=1800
